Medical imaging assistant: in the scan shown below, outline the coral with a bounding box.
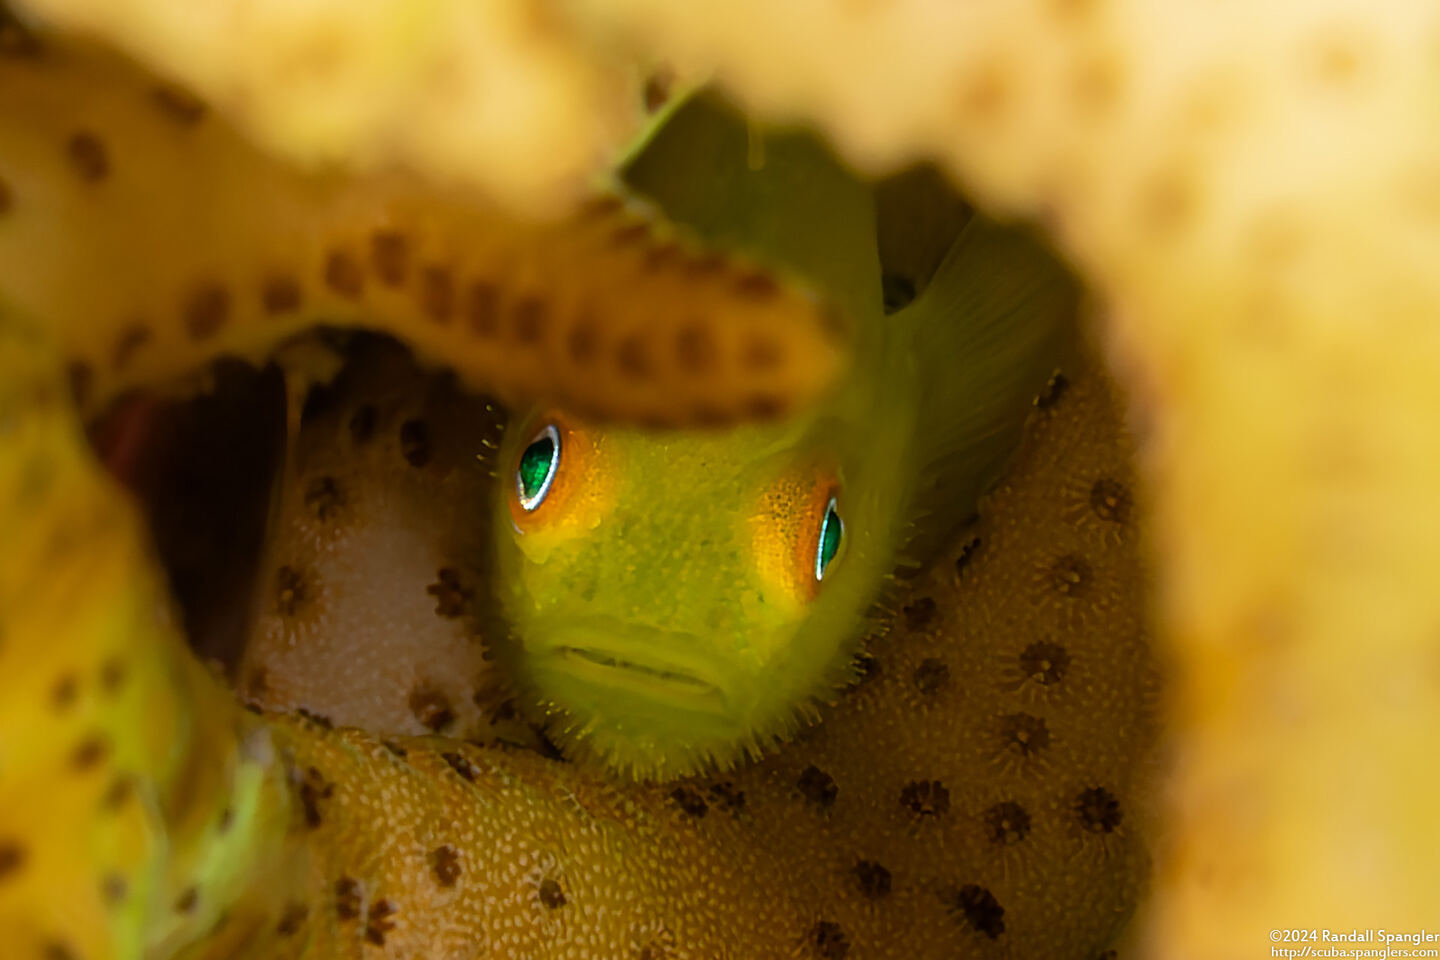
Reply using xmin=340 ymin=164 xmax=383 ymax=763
xmin=0 ymin=270 xmax=1156 ymax=958
xmin=11 ymin=0 xmax=653 ymax=212
xmin=247 ymin=349 xmax=1152 ymax=959
xmin=238 ymin=337 xmax=540 ymax=748
xmin=0 ymin=30 xmax=847 ymax=428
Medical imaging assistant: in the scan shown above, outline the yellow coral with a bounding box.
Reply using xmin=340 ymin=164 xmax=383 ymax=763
xmin=12 ymin=0 xmax=649 ymax=211
xmin=0 ymin=32 xmax=846 ymax=428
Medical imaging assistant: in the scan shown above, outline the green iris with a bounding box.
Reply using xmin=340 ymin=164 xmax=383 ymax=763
xmin=517 ymin=425 xmax=560 ymax=511
xmin=815 ymin=496 xmax=843 ymax=581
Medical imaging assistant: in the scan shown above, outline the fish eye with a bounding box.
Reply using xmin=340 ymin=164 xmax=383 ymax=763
xmin=815 ymin=496 xmax=843 ymax=581
xmin=516 ymin=424 xmax=561 ymax=511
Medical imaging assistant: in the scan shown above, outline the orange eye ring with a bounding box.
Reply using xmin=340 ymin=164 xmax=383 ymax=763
xmin=751 ymin=464 xmax=844 ymax=605
xmin=507 ymin=412 xmax=609 ymax=536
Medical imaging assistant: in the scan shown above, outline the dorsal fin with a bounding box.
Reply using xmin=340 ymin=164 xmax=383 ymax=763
xmin=894 ymin=210 xmax=1081 ymax=563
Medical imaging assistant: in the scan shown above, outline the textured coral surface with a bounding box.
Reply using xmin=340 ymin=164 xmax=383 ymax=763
xmin=0 ymin=30 xmax=847 ymax=428
xmin=0 ymin=280 xmax=1157 ymax=957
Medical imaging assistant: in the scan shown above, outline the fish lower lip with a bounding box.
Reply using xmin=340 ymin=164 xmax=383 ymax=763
xmin=554 ymin=646 xmax=717 ymax=692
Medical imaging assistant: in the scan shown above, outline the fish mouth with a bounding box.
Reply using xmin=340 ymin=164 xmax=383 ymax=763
xmin=524 ymin=624 xmax=732 ymax=715
xmin=555 ymin=646 xmax=719 ymax=693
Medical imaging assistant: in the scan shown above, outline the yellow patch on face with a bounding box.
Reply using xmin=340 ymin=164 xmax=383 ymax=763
xmin=748 ymin=461 xmax=843 ymax=609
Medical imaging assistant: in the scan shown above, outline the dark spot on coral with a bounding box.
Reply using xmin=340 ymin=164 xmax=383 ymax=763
xmin=1076 ymin=786 xmax=1123 ymax=833
xmin=217 ymin=807 xmax=233 ymax=833
xmin=957 ymin=59 xmax=1012 ymax=122
xmin=733 ymin=269 xmax=780 ymax=301
xmin=99 ymin=658 xmax=126 ymax=694
xmin=999 ymin=712 xmax=1051 ymax=757
xmin=465 ymin=281 xmax=500 ymax=337
xmin=183 ymin=284 xmax=229 ymax=341
xmin=535 ymin=878 xmax=568 ymax=909
xmin=708 ymin=782 xmax=746 ymax=814
xmin=174 ymin=886 xmax=198 ymax=914
xmin=1089 ymin=477 xmax=1132 ymax=524
xmin=643 ymin=241 xmax=683 ymax=272
xmin=276 ymin=902 xmax=308 ymax=937
xmin=429 ymin=845 xmax=461 ymax=888
xmin=900 ymin=780 xmax=950 ymax=817
xmin=298 ymin=767 xmax=334 ymax=829
xmin=670 ymin=786 xmax=708 ymax=818
xmin=1048 ymin=554 xmax=1092 ymax=596
xmin=334 ymin=877 xmax=361 ymax=920
xmin=512 ymin=296 xmax=548 ymax=344
xmin=913 ymin=658 xmax=950 ymax=696
xmin=370 ymin=231 xmax=409 ymax=286
xmin=66 ymin=360 xmax=93 ymax=408
xmin=881 ymin=273 xmax=916 ymax=313
xmin=643 ymin=69 xmax=673 ymax=111
xmin=363 ymin=899 xmax=396 ymax=945
xmin=42 ymin=941 xmax=77 ymax=960
xmin=443 ymin=751 xmax=478 ymax=783
xmin=381 ymin=740 xmax=408 ymax=759
xmin=111 ymin=324 xmax=151 ymax=371
xmin=741 ymin=333 xmax=784 ymax=371
xmin=420 ymin=265 xmax=455 ymax=324
xmin=744 ymin=393 xmax=785 ymax=421
xmin=616 ymin=335 xmax=652 ymax=380
xmin=151 ymin=85 xmax=207 ymax=125
xmin=0 ymin=843 xmax=24 ymax=884
xmin=810 ymin=920 xmax=850 ymax=959
xmin=951 ymin=884 xmax=1005 ymax=939
xmin=1035 ymin=372 xmax=1069 ymax=409
xmin=400 ymin=419 xmax=432 ymax=467
xmin=71 ymin=735 xmax=109 ymax=772
xmin=0 ymin=176 xmax=11 ymax=216
xmin=983 ymin=801 xmax=1032 ymax=845
xmin=684 ymin=252 xmax=727 ymax=279
xmin=347 ymin=404 xmax=377 ymax=444
xmin=675 ymin=322 xmax=717 ymax=373
xmin=101 ymin=775 xmax=133 ymax=811
xmin=274 ymin=565 xmax=308 ymax=617
xmin=903 ymin=596 xmax=937 ymax=631
xmin=426 ymin=567 xmax=471 ymax=618
xmin=853 ymin=860 xmax=892 ymax=899
xmin=304 ymin=475 xmax=344 ymax=522
xmin=1019 ymin=641 xmax=1071 ymax=686
xmin=261 ymin=275 xmax=303 ymax=315
xmin=323 ymin=249 xmax=364 ymax=298
xmin=51 ymin=673 xmax=78 ymax=712
xmin=797 ymin=765 xmax=838 ymax=808
xmin=560 ymin=314 xmax=598 ymax=364
xmin=66 ymin=131 xmax=109 ymax=182
xmin=408 ymin=687 xmax=455 ymax=733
